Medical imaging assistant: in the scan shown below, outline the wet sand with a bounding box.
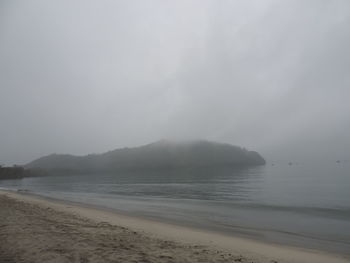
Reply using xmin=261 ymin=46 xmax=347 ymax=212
xmin=0 ymin=190 xmax=349 ymax=263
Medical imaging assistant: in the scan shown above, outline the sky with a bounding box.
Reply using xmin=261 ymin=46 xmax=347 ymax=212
xmin=1 ymin=0 xmax=350 ymax=165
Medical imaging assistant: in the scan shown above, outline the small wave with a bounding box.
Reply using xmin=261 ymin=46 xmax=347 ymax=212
xmin=233 ymin=202 xmax=350 ymax=221
xmin=17 ymin=189 xmax=32 ymax=193
xmin=0 ymin=186 xmax=16 ymax=191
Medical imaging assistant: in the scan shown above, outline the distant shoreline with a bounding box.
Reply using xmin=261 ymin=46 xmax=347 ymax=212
xmin=0 ymin=166 xmax=47 ymax=180
xmin=0 ymin=189 xmax=348 ymax=263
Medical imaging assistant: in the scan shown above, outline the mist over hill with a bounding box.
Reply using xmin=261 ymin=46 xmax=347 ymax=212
xmin=26 ymin=140 xmax=265 ymax=173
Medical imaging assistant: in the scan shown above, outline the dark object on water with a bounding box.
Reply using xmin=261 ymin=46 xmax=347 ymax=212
xmin=288 ymin=162 xmax=293 ymax=166
xmin=336 ymin=160 xmax=341 ymax=163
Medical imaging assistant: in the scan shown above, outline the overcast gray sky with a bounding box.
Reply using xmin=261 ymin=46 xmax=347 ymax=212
xmin=1 ymin=0 xmax=349 ymax=165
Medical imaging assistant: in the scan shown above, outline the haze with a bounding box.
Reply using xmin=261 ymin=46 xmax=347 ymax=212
xmin=1 ymin=0 xmax=349 ymax=165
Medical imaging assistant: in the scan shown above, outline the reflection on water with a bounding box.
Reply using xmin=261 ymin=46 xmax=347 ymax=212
xmin=3 ymin=166 xmax=265 ymax=202
xmin=1 ymin=163 xmax=350 ymax=254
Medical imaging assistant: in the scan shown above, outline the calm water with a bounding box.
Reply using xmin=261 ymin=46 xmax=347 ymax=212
xmin=1 ymin=162 xmax=350 ymax=254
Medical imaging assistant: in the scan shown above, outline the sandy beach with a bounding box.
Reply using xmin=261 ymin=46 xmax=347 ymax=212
xmin=0 ymin=190 xmax=349 ymax=263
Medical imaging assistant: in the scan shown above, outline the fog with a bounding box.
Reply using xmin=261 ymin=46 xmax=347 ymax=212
xmin=1 ymin=0 xmax=349 ymax=165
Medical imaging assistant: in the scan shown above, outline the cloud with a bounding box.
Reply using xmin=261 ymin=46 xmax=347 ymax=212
xmin=1 ymin=0 xmax=349 ymax=164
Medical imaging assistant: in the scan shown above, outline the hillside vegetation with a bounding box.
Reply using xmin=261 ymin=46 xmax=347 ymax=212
xmin=26 ymin=140 xmax=265 ymax=173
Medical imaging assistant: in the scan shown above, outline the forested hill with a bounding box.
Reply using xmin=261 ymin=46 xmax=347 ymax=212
xmin=26 ymin=140 xmax=266 ymax=173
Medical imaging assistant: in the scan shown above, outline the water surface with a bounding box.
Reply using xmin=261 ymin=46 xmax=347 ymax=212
xmin=1 ymin=162 xmax=349 ymax=254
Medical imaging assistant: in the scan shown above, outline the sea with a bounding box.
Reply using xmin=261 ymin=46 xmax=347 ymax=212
xmin=1 ymin=162 xmax=349 ymax=254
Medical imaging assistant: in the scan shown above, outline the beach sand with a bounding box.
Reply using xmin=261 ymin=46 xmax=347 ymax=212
xmin=0 ymin=190 xmax=349 ymax=263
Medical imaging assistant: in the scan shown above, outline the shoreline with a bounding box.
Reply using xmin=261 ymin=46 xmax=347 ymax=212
xmin=7 ymin=188 xmax=350 ymax=255
xmin=0 ymin=189 xmax=349 ymax=263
